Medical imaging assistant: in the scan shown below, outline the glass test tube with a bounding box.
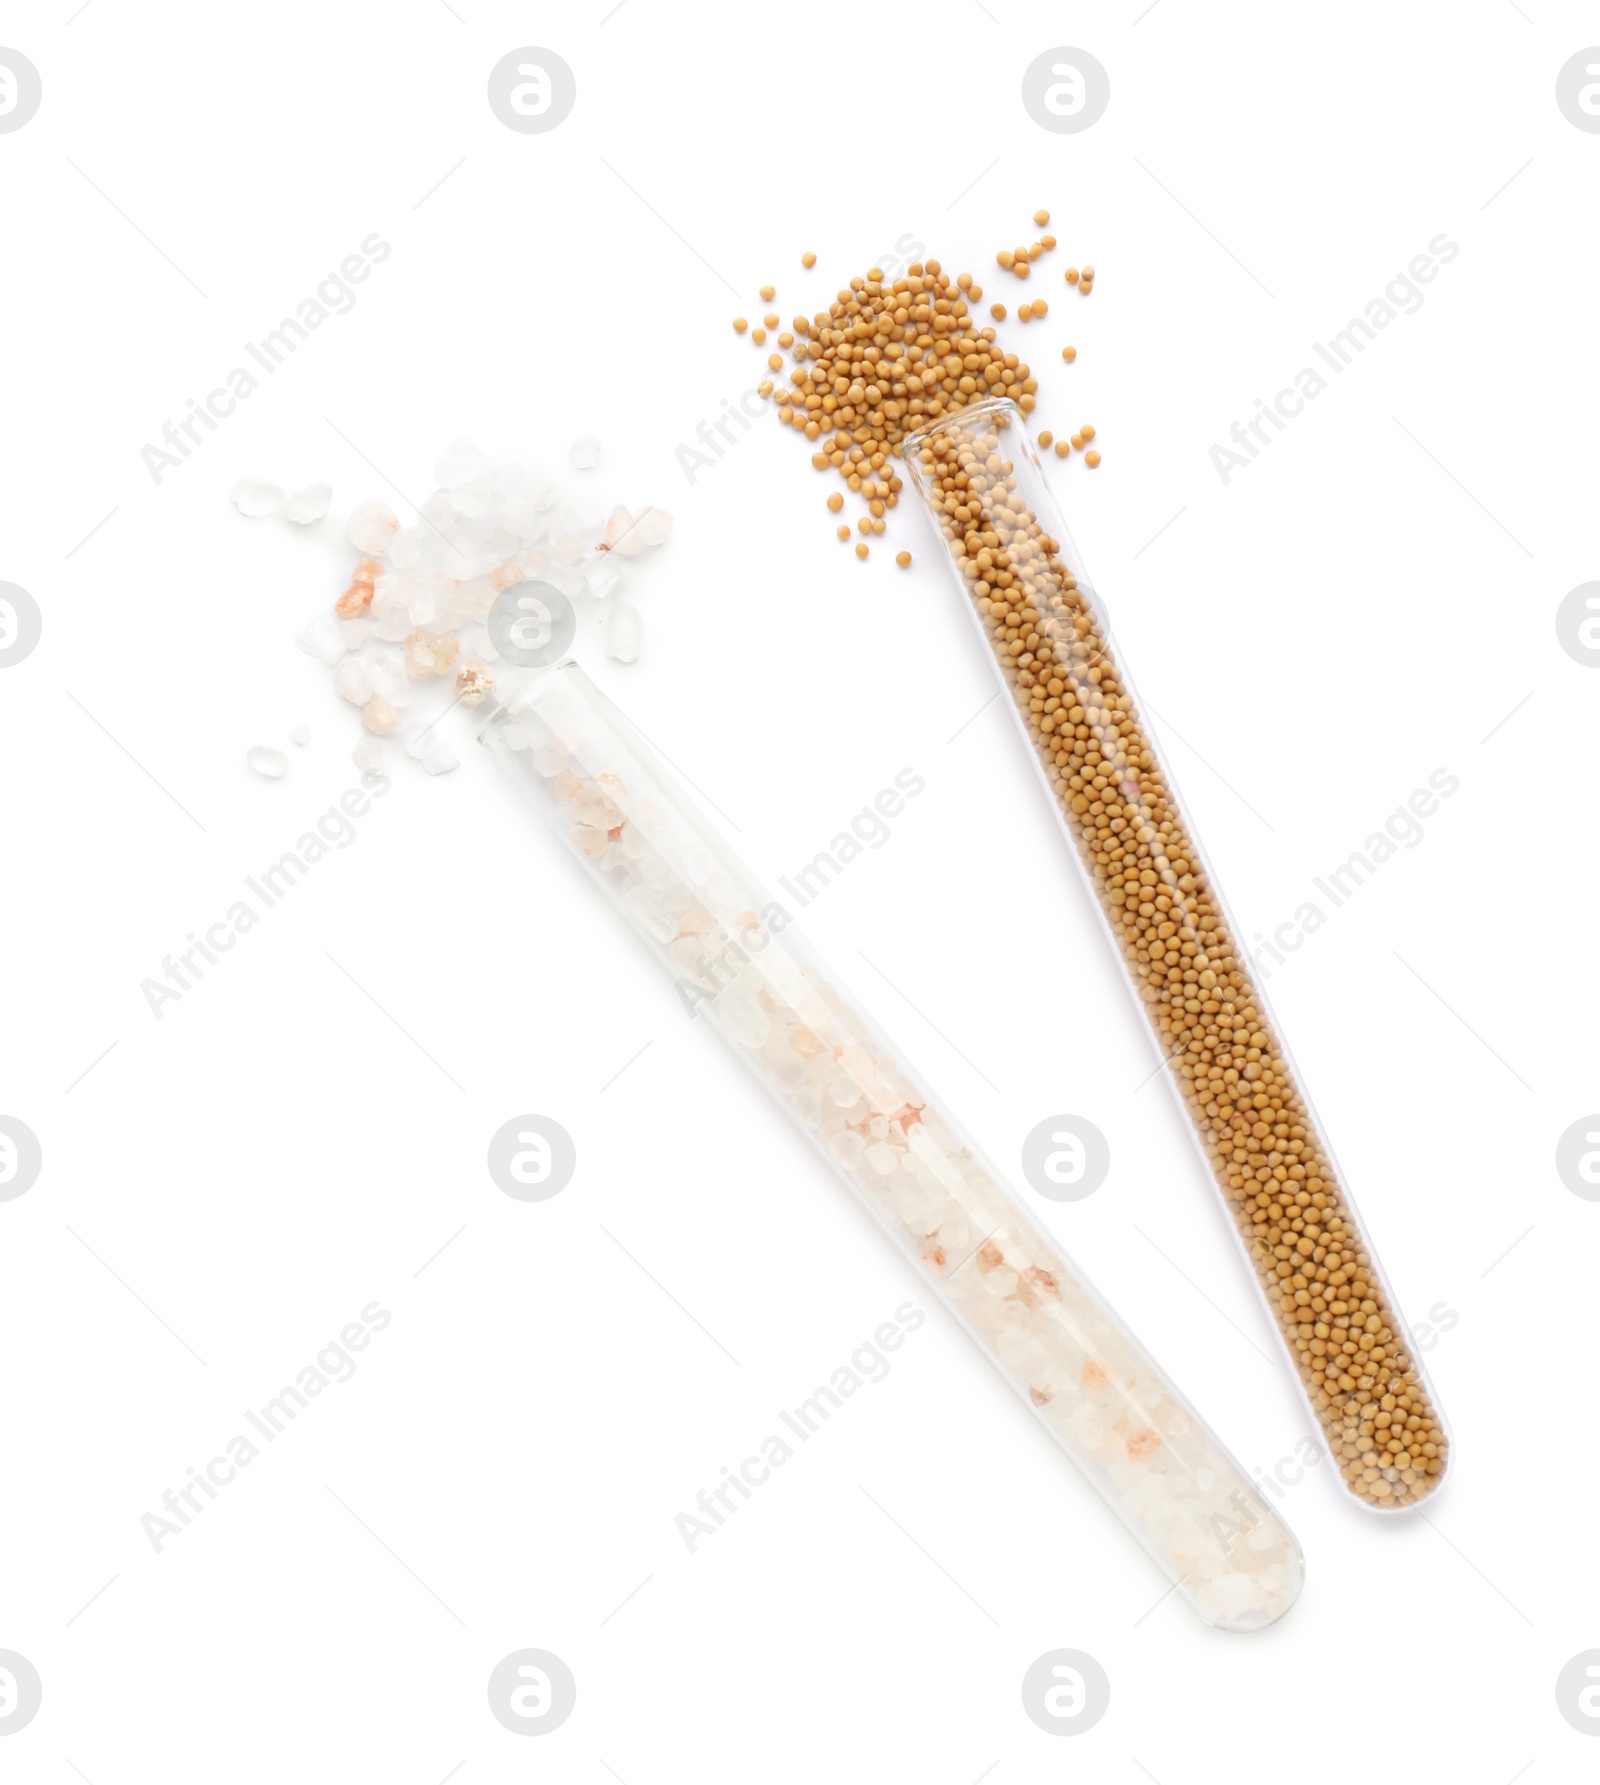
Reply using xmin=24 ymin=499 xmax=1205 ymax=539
xmin=901 ymin=396 xmax=1450 ymax=1511
xmin=481 ymin=660 xmax=1304 ymax=1631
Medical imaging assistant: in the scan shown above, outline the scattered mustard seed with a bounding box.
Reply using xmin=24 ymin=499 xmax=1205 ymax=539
xmin=801 ymin=251 xmax=817 ymax=268
xmin=733 ymin=317 xmax=749 ymax=332
xmin=759 ymin=284 xmax=775 ymax=300
xmin=1061 ymin=345 xmax=1077 ymax=362
xmin=1033 ymin=208 xmax=1050 ymax=225
xmin=1084 ymin=448 xmax=1102 ymax=467
xmin=826 ymin=492 xmax=844 ymax=511
xmin=855 ymin=542 xmax=869 ymax=558
xmin=895 ymin=550 xmax=912 ymax=567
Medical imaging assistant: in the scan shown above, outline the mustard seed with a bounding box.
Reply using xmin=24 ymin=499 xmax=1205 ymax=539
xmin=906 ymin=409 xmax=1449 ymax=1510
xmin=1033 ymin=208 xmax=1050 ymax=225
xmin=801 ymin=251 xmax=817 ymax=267
xmin=1084 ymin=449 xmax=1102 ymax=467
xmin=760 ymin=284 xmax=776 ymax=300
xmin=855 ymin=542 xmax=869 ymax=558
xmin=733 ymin=317 xmax=749 ymax=332
xmin=896 ymin=550 xmax=912 ymax=567
xmin=1062 ymin=345 xmax=1077 ymax=362
xmin=827 ymin=492 xmax=843 ymax=511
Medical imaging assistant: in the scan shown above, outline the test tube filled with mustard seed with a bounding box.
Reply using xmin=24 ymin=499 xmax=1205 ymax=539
xmin=900 ymin=396 xmax=1449 ymax=1511
xmin=482 ymin=661 xmax=1304 ymax=1630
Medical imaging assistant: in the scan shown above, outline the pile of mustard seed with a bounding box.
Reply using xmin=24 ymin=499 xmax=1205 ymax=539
xmin=904 ymin=406 xmax=1448 ymax=1509
xmin=732 ymin=217 xmax=1099 ymax=560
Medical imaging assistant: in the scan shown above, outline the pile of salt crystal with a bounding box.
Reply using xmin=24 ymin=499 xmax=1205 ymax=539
xmin=280 ymin=437 xmax=671 ymax=778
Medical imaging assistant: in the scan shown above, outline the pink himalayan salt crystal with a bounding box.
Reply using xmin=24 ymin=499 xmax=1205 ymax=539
xmin=362 ymin=698 xmax=400 ymax=734
xmin=572 ymin=823 xmax=610 ymax=858
xmin=490 ymin=561 xmax=523 ymax=591
xmin=403 ymin=628 xmax=460 ymax=677
xmin=454 ymin=661 xmax=495 ymax=706
xmin=336 ymin=556 xmax=385 ymax=616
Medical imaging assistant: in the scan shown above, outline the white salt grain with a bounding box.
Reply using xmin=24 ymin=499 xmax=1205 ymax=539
xmin=285 ymin=483 xmax=332 ymax=525
xmin=295 ymin=612 xmax=344 ymax=665
xmin=570 ymin=434 xmax=601 ymax=470
xmin=347 ymin=499 xmax=399 ymax=555
xmin=232 ymin=478 xmax=286 ymax=518
xmin=246 ymin=745 xmax=288 ymax=779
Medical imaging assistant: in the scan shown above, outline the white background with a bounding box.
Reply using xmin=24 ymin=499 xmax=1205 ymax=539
xmin=2 ymin=2 xmax=1595 ymax=1779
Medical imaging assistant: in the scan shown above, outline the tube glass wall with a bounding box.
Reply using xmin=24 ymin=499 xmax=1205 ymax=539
xmin=901 ymin=396 xmax=1449 ymax=1510
xmin=481 ymin=660 xmax=1304 ymax=1629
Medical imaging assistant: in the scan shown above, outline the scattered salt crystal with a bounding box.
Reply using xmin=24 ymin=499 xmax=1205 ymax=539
xmin=636 ymin=507 xmax=673 ymax=547
xmin=333 ymin=656 xmax=372 ymax=706
xmin=433 ymin=437 xmax=492 ymax=490
xmin=388 ymin=525 xmax=423 ymax=570
xmin=570 ymin=434 xmax=601 ymax=470
xmin=232 ymin=477 xmax=285 ymax=518
xmin=338 ymin=617 xmax=374 ymax=650
xmin=604 ymin=505 xmax=634 ymax=549
xmin=607 ymin=601 xmax=642 ymax=663
xmin=582 ymin=555 xmax=621 ymax=601
xmin=352 ymin=736 xmax=383 ymax=775
xmin=455 ymin=661 xmax=494 ymax=705
xmin=362 ymin=698 xmax=400 ymax=734
xmin=364 ymin=647 xmax=410 ymax=707
xmin=294 ymin=612 xmax=344 ymax=665
xmin=285 ymin=482 xmax=332 ymax=525
xmin=458 ymin=621 xmax=497 ymax=664
xmin=288 ymin=724 xmax=311 ymax=747
xmin=421 ymin=739 xmax=459 ymax=776
xmin=246 ymin=744 xmax=288 ymax=779
xmin=347 ymin=499 xmax=399 ymax=555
